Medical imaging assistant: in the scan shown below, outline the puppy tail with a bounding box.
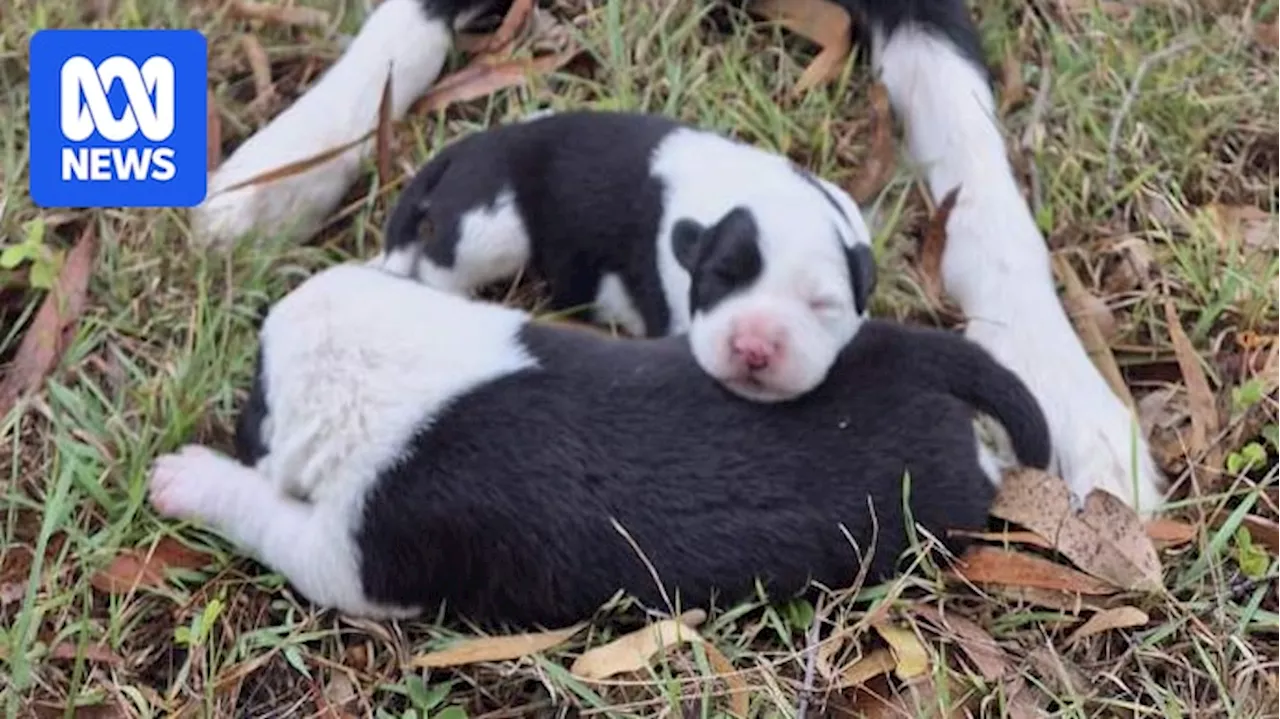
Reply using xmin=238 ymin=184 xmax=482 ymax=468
xmin=935 ymin=335 xmax=1053 ymax=470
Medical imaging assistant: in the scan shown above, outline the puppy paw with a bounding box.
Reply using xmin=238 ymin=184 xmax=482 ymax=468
xmin=148 ymin=444 xmax=228 ymax=521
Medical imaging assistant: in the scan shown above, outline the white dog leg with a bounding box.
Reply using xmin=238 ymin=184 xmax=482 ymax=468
xmin=192 ymin=0 xmax=453 ymax=248
xmin=875 ymin=27 xmax=1167 ymax=515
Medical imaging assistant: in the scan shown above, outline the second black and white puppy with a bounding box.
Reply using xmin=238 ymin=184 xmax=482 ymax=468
xmin=376 ymin=110 xmax=877 ymax=404
xmin=148 ymin=262 xmax=1049 ymax=629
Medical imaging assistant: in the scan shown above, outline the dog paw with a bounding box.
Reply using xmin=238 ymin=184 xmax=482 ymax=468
xmin=148 ymin=444 xmax=227 ymax=521
xmin=971 ymin=304 xmax=1168 ymax=515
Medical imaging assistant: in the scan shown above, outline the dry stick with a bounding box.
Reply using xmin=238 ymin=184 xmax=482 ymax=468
xmin=1018 ymin=55 xmax=1052 ymax=220
xmin=1105 ymin=37 xmax=1196 ymax=186
xmin=793 ymin=597 xmax=824 ymax=719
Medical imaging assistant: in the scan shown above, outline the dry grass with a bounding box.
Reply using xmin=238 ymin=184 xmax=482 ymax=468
xmin=1 ymin=0 xmax=1277 ymax=717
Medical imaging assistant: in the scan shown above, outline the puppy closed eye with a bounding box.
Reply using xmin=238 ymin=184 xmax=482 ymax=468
xmin=808 ymin=297 xmax=842 ymax=313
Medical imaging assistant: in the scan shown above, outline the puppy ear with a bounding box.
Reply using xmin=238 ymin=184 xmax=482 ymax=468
xmin=844 ymin=243 xmax=877 ymax=314
xmin=671 ymin=218 xmax=706 ymax=272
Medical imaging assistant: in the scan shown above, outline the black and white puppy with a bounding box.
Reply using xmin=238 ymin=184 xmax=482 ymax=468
xmin=375 ymin=110 xmax=877 ymax=404
xmin=148 ymin=263 xmax=1050 ymax=628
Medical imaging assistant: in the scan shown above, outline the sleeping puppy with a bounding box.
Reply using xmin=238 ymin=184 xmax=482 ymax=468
xmin=147 ymin=262 xmax=1050 ymax=629
xmin=375 ymin=109 xmax=877 ymax=404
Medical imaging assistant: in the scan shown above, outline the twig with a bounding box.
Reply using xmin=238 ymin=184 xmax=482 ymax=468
xmin=794 ymin=597 xmax=824 ymax=719
xmin=1105 ymin=38 xmax=1196 ymax=185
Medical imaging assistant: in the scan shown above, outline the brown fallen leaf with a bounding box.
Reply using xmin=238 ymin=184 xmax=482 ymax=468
xmin=240 ymin=34 xmax=275 ymax=110
xmin=1163 ymin=299 xmax=1221 ymax=481
xmin=407 ymin=622 xmax=585 ymax=668
xmin=702 ymin=641 xmax=750 ymax=718
xmin=211 ymin=131 xmax=376 ymax=198
xmin=1207 ymin=203 xmax=1278 ymax=252
xmin=845 ymin=675 xmax=910 ymax=719
xmin=229 ymin=0 xmax=330 ymax=28
xmin=1064 ymin=605 xmax=1149 ymax=646
xmin=991 ymin=468 xmax=1163 ymax=592
xmin=207 ymin=88 xmax=222 ymax=171
xmin=458 ymin=0 xmax=535 ymax=56
xmin=985 ymin=584 xmax=1104 ymax=613
xmin=415 ymin=48 xmax=580 ymax=115
xmin=1253 ymin=22 xmax=1278 ymax=52
xmin=838 ymin=647 xmax=898 ymax=687
xmin=948 ymin=528 xmax=1054 ymax=550
xmin=1144 ymin=518 xmax=1197 ymax=548
xmin=48 ymin=642 xmax=125 ymax=665
xmin=749 ymin=0 xmax=854 ymax=94
xmin=847 ymin=83 xmax=897 ymax=204
xmin=0 ymin=224 xmax=97 ymax=418
xmin=375 ymin=69 xmax=395 ymax=189
xmin=910 ymin=605 xmax=1007 ymax=682
xmin=89 ymin=537 xmax=212 ymax=595
xmin=570 ymin=609 xmax=707 ymax=680
xmin=949 ymin=546 xmax=1118 ymax=595
xmin=998 ymin=44 xmax=1027 ymax=115
xmin=872 ymin=621 xmax=929 ymax=681
xmin=1053 ymin=254 xmax=1131 ymax=408
xmin=917 ymin=184 xmax=961 ymax=308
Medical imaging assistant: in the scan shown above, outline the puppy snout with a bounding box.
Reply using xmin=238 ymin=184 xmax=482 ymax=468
xmin=728 ymin=316 xmax=786 ymax=373
xmin=731 ymin=335 xmax=776 ymax=370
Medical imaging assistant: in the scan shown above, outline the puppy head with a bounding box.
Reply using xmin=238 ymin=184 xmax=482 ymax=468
xmin=673 ymin=207 xmax=876 ymax=403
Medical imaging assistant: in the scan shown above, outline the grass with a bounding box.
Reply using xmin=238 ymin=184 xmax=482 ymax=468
xmin=1 ymin=0 xmax=1278 ymax=716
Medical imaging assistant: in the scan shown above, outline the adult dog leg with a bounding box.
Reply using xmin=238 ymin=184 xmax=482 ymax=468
xmin=866 ymin=3 xmax=1167 ymax=514
xmin=192 ymin=0 xmax=458 ymax=248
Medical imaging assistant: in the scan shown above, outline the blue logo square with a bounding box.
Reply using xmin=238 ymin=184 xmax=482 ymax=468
xmin=29 ymin=29 xmax=208 ymax=208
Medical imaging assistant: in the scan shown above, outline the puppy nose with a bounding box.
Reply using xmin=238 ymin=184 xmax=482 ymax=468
xmin=731 ymin=335 xmax=775 ymax=371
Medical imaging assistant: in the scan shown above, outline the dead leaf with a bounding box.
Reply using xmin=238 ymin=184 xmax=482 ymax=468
xmin=948 ymin=528 xmax=1055 ymax=550
xmin=999 ymin=44 xmax=1027 ymax=115
xmin=872 ymin=622 xmax=929 ymax=680
xmin=240 ymin=34 xmax=275 ymax=109
xmin=48 ymin=642 xmax=124 ymax=665
xmin=910 ymin=605 xmax=1007 ymax=682
xmin=917 ymin=184 xmax=961 ymax=308
xmin=1253 ymin=22 xmax=1278 ymax=52
xmin=407 ymin=622 xmax=585 ymax=668
xmin=949 ymin=546 xmax=1118 ymax=595
xmin=985 ymin=584 xmax=1103 ymax=613
xmin=321 ymin=671 xmax=358 ymax=717
xmin=991 ymin=468 xmax=1163 ymax=592
xmin=702 ymin=641 xmax=750 ymax=718
xmin=458 ymin=0 xmax=535 ymax=56
xmin=847 ymin=83 xmax=896 ymax=204
xmin=749 ymin=0 xmax=854 ymax=94
xmin=415 ymin=48 xmax=580 ymax=115
xmin=1163 ymin=299 xmax=1221 ymax=479
xmin=1103 ymin=236 xmax=1156 ymax=294
xmin=838 ymin=647 xmax=898 ymax=687
xmin=89 ymin=537 xmax=212 ymax=594
xmin=0 ymin=224 xmax=97 ymax=418
xmin=845 ymin=675 xmax=910 ymax=719
xmin=1144 ymin=518 xmax=1197 ymax=548
xmin=207 ymin=88 xmax=222 ymax=171
xmin=1065 ymin=605 xmax=1149 ymax=646
xmin=229 ymin=0 xmax=330 ymax=28
xmin=1207 ymin=204 xmax=1277 ymax=252
xmin=375 ymin=69 xmax=394 ymax=189
xmin=211 ymin=131 xmax=375 ymax=197
xmin=1053 ymin=254 xmax=1131 ymax=408
xmin=570 ymin=609 xmax=707 ymax=680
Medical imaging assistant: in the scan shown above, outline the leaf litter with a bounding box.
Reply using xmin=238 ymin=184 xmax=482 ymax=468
xmin=990 ymin=468 xmax=1164 ymax=592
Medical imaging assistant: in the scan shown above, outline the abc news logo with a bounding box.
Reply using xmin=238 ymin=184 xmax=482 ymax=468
xmin=60 ymin=55 xmax=178 ymax=182
xmin=29 ymin=29 xmax=207 ymax=208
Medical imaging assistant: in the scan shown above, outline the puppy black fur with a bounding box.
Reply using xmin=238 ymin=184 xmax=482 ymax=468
xmin=237 ymin=305 xmax=1050 ymax=630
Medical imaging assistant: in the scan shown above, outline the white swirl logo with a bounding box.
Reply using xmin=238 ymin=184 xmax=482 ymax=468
xmin=60 ymin=55 xmax=175 ymax=142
